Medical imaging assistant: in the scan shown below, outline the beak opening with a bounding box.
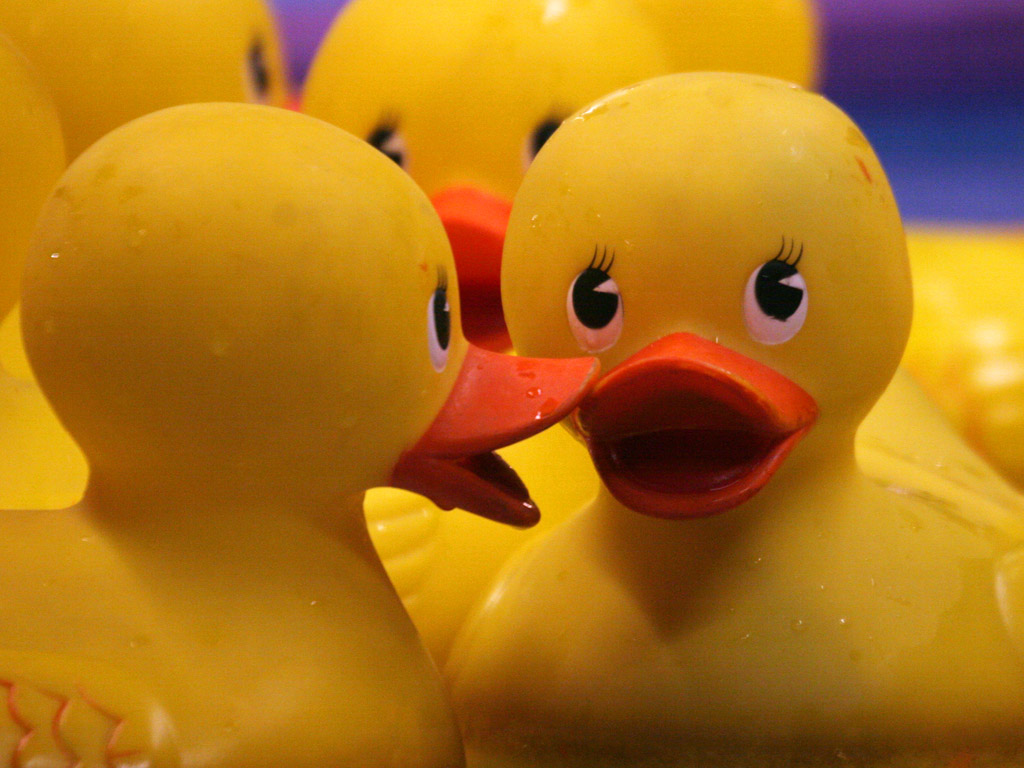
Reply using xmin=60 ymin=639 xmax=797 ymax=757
xmin=574 ymin=333 xmax=817 ymax=518
xmin=391 ymin=345 xmax=599 ymax=527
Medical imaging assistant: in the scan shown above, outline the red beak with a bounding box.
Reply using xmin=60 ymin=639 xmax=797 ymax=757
xmin=391 ymin=345 xmax=599 ymax=527
xmin=573 ymin=333 xmax=817 ymax=518
xmin=431 ymin=187 xmax=512 ymax=352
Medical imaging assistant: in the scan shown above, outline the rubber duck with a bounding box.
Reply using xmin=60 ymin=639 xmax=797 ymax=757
xmin=0 ymin=34 xmax=86 ymax=510
xmin=3 ymin=102 xmax=597 ymax=767
xmin=901 ymin=227 xmax=1024 ymax=488
xmin=303 ymin=0 xmax=817 ymax=349
xmin=446 ymin=73 xmax=1024 ymax=766
xmin=302 ymin=0 xmax=819 ymax=663
xmin=0 ymin=0 xmax=288 ymax=160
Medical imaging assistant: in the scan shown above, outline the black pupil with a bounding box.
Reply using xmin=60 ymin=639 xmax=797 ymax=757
xmin=531 ymin=119 xmax=561 ymax=157
xmin=755 ymin=260 xmax=804 ymax=320
xmin=248 ymin=38 xmax=270 ymax=97
xmin=432 ymin=287 xmax=451 ymax=350
xmin=369 ymin=126 xmax=403 ymax=166
xmin=572 ymin=268 xmax=619 ymax=329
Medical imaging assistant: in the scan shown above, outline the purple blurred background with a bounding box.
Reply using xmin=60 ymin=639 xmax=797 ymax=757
xmin=269 ymin=0 xmax=1024 ymax=224
xmin=820 ymin=0 xmax=1024 ymax=101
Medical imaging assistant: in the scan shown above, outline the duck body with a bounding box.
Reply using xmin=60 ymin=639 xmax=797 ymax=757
xmin=0 ymin=497 xmax=460 ymax=768
xmin=450 ymin=464 xmax=1024 ymax=766
xmin=4 ymin=102 xmax=597 ymax=768
xmin=446 ymin=73 xmax=1024 ymax=765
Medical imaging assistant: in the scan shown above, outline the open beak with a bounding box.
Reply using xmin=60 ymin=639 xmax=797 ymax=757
xmin=431 ymin=187 xmax=512 ymax=352
xmin=390 ymin=345 xmax=599 ymax=527
xmin=573 ymin=333 xmax=817 ymax=518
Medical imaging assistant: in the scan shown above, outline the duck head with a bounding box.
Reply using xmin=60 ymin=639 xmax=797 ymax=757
xmin=21 ymin=103 xmax=596 ymax=525
xmin=0 ymin=34 xmax=64 ymax=325
xmin=502 ymin=73 xmax=912 ymax=518
xmin=303 ymin=0 xmax=817 ymax=351
xmin=0 ymin=0 xmax=288 ymax=160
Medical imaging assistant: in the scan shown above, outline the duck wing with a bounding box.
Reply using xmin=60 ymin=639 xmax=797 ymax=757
xmin=858 ymin=369 xmax=1024 ymax=540
xmin=0 ymin=649 xmax=179 ymax=768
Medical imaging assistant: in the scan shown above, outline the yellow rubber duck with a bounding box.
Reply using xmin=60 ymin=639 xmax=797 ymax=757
xmin=0 ymin=0 xmax=288 ymax=161
xmin=0 ymin=34 xmax=86 ymax=510
xmin=446 ymin=73 xmax=1024 ymax=766
xmin=3 ymin=102 xmax=598 ymax=767
xmin=901 ymin=227 xmax=1024 ymax=488
xmin=303 ymin=0 xmax=819 ymax=663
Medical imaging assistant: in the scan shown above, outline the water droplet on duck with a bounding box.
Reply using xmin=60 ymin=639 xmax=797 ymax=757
xmin=128 ymin=228 xmax=148 ymax=249
xmin=535 ymin=397 xmax=559 ymax=420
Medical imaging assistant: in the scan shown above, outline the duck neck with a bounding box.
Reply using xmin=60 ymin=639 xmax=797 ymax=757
xmin=81 ymin=468 xmax=376 ymax=559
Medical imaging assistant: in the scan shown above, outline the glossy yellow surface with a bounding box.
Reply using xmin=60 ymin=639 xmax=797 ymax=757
xmin=902 ymin=228 xmax=1024 ymax=488
xmin=7 ymin=103 xmax=476 ymax=768
xmin=448 ymin=73 xmax=1024 ymax=765
xmin=0 ymin=34 xmax=86 ymax=510
xmin=308 ymin=0 xmax=818 ymax=663
xmin=0 ymin=0 xmax=287 ymax=160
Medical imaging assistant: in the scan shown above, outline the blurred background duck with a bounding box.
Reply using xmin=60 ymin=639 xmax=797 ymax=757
xmin=0 ymin=33 xmax=84 ymax=509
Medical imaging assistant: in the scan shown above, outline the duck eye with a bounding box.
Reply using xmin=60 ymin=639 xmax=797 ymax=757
xmin=522 ymin=118 xmax=562 ymax=169
xmin=744 ymin=256 xmax=808 ymax=345
xmin=567 ymin=262 xmax=623 ymax=353
xmin=245 ymin=37 xmax=272 ymax=104
xmin=427 ymin=284 xmax=451 ymax=371
xmin=368 ymin=123 xmax=407 ymax=168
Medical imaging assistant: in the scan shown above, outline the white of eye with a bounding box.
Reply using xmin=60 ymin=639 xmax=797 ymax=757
xmin=427 ymin=287 xmax=451 ymax=372
xmin=743 ymin=261 xmax=808 ymax=345
xmin=369 ymin=124 xmax=408 ymax=169
xmin=567 ymin=270 xmax=623 ymax=353
xmin=379 ymin=131 xmax=407 ymax=166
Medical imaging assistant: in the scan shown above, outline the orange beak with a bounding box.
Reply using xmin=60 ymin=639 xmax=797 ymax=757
xmin=391 ymin=345 xmax=599 ymax=527
xmin=573 ymin=333 xmax=817 ymax=518
xmin=431 ymin=187 xmax=512 ymax=352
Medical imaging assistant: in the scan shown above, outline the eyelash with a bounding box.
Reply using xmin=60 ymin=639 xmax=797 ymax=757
xmin=772 ymin=237 xmax=804 ymax=267
xmin=587 ymin=244 xmax=616 ymax=275
xmin=436 ymin=265 xmax=448 ymax=291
